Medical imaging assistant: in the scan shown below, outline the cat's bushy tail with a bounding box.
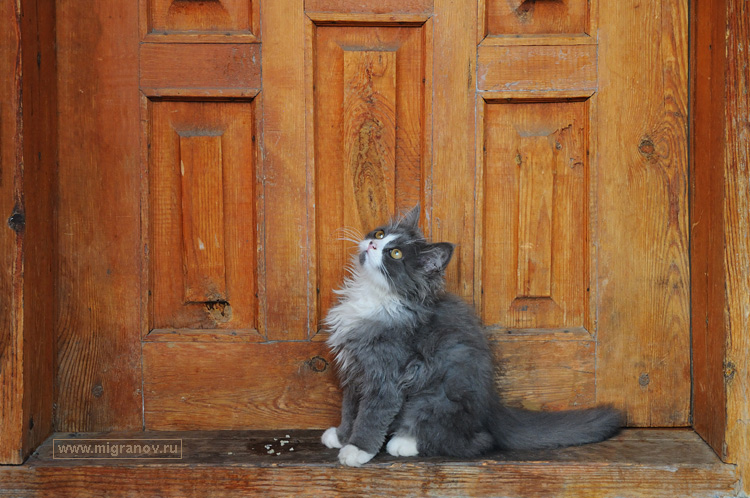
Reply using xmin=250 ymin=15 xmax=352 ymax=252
xmin=490 ymin=402 xmax=623 ymax=450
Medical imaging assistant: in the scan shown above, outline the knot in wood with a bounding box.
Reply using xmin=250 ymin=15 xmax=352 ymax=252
xmin=306 ymin=356 xmax=329 ymax=373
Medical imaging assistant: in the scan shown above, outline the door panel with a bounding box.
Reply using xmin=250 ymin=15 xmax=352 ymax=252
xmin=149 ymin=101 xmax=258 ymax=332
xmin=486 ymin=0 xmax=588 ymax=35
xmin=312 ymin=23 xmax=430 ymax=324
xmin=481 ymin=101 xmax=589 ymax=331
xmin=52 ymin=0 xmax=690 ymax=431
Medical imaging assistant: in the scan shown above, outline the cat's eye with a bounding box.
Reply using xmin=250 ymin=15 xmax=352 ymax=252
xmin=390 ymin=248 xmax=403 ymax=260
xmin=374 ymin=230 xmax=385 ymax=239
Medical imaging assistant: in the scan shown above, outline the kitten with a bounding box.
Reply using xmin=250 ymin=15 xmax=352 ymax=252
xmin=321 ymin=206 xmax=622 ymax=467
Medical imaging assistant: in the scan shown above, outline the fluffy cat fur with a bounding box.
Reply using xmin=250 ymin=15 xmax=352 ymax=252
xmin=322 ymin=206 xmax=622 ymax=467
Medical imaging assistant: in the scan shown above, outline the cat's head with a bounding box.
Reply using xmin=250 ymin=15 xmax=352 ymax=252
xmin=356 ymin=205 xmax=455 ymax=302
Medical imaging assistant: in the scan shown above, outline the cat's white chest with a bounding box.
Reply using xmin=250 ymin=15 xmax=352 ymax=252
xmin=324 ymin=270 xmax=403 ymax=347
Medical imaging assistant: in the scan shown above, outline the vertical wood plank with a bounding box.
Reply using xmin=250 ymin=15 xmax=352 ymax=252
xmin=179 ymin=134 xmax=227 ymax=303
xmin=433 ymin=0 xmax=475 ymax=301
xmin=722 ymin=0 xmax=750 ymax=490
xmin=262 ymin=0 xmax=309 ymax=340
xmin=313 ymin=26 xmax=427 ymax=326
xmin=517 ymin=137 xmax=553 ymax=298
xmin=481 ymin=102 xmax=587 ymax=330
xmin=0 ymin=0 xmax=25 ymax=463
xmin=56 ymin=0 xmax=142 ymax=431
xmin=19 ymin=0 xmax=57 ymax=460
xmin=596 ymin=0 xmax=690 ymax=426
xmin=150 ymin=102 xmax=257 ymax=331
xmin=690 ymin=0 xmax=728 ymax=458
xmin=1 ymin=0 xmax=57 ymax=463
xmin=342 ymin=50 xmax=397 ymax=231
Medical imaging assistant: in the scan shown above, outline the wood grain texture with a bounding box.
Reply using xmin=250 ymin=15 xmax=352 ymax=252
xmin=143 ymin=342 xmax=340 ymax=430
xmin=0 ymin=0 xmax=57 ymax=465
xmin=480 ymin=101 xmax=588 ymax=330
xmin=305 ymin=0 xmax=432 ymax=14
xmin=690 ymin=0 xmax=728 ymax=458
xmin=485 ymin=0 xmax=589 ymax=35
xmin=55 ymin=0 xmax=142 ymax=432
xmin=149 ymin=101 xmax=257 ymax=332
xmin=179 ymin=135 xmax=227 ymax=303
xmin=491 ymin=337 xmax=595 ymax=411
xmin=722 ymin=0 xmax=750 ymax=492
xmin=313 ymin=25 xmax=428 ymax=325
xmin=18 ymin=0 xmax=57 ymax=462
xmin=477 ymin=44 xmax=597 ymax=95
xmin=145 ymin=0 xmax=259 ymax=35
xmin=0 ymin=430 xmax=739 ymax=497
xmin=0 ymin=0 xmax=23 ymax=463
xmin=140 ymin=44 xmax=260 ymax=97
xmin=595 ymin=0 xmax=690 ymax=426
xmin=432 ymin=0 xmax=474 ymax=300
xmin=262 ymin=0 xmax=309 ymax=340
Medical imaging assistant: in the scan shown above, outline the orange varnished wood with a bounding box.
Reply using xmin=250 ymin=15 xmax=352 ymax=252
xmin=149 ymin=101 xmax=257 ymax=332
xmin=691 ymin=0 xmax=728 ymax=458
xmin=55 ymin=0 xmax=143 ymax=432
xmin=485 ymin=0 xmax=589 ymax=35
xmin=262 ymin=0 xmax=309 ymax=340
xmin=143 ymin=342 xmax=340 ymax=430
xmin=491 ymin=336 xmax=595 ymax=411
xmin=721 ymin=0 xmax=750 ymax=491
xmin=0 ymin=0 xmax=56 ymax=464
xmin=477 ymin=44 xmax=596 ymax=95
xmin=179 ymin=135 xmax=228 ymax=303
xmin=595 ymin=0 xmax=691 ymax=426
xmin=313 ymin=24 xmax=428 ymax=325
xmin=145 ymin=0 xmax=259 ymax=35
xmin=431 ymin=0 xmax=473 ymax=300
xmin=480 ymin=101 xmax=588 ymax=331
xmin=305 ymin=0 xmax=432 ymax=14
xmin=0 ymin=430 xmax=739 ymax=497
xmin=140 ymin=43 xmax=261 ymax=97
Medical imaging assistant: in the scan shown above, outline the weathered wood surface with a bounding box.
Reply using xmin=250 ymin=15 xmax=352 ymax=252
xmin=139 ymin=43 xmax=261 ymax=97
xmin=721 ymin=0 xmax=750 ymax=494
xmin=691 ymin=0 xmax=729 ymax=458
xmin=262 ymin=0 xmax=309 ymax=340
xmin=594 ymin=0 xmax=691 ymax=426
xmin=149 ymin=101 xmax=258 ymax=332
xmin=55 ymin=0 xmax=143 ymax=432
xmin=0 ymin=430 xmax=739 ymax=497
xmin=142 ymin=342 xmax=341 ymax=430
xmin=312 ymin=24 xmax=428 ymax=324
xmin=484 ymin=0 xmax=589 ymax=35
xmin=0 ymin=0 xmax=57 ymax=463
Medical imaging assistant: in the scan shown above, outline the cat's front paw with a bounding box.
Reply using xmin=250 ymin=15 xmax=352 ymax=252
xmin=338 ymin=444 xmax=375 ymax=467
xmin=321 ymin=427 xmax=342 ymax=449
xmin=386 ymin=435 xmax=419 ymax=457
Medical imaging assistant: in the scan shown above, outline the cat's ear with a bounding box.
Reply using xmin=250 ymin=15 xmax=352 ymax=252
xmin=401 ymin=204 xmax=421 ymax=229
xmin=419 ymin=242 xmax=454 ymax=273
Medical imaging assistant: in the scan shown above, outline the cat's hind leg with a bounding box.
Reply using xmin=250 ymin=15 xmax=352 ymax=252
xmin=386 ymin=434 xmax=419 ymax=457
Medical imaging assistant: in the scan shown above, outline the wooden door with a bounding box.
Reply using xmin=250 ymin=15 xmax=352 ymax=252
xmin=52 ymin=0 xmax=689 ymax=433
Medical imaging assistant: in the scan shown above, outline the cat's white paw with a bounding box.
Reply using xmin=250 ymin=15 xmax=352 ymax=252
xmin=338 ymin=444 xmax=375 ymax=467
xmin=386 ymin=435 xmax=419 ymax=457
xmin=321 ymin=427 xmax=342 ymax=449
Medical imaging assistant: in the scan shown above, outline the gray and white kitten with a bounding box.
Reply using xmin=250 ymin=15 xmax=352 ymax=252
xmin=321 ymin=206 xmax=622 ymax=466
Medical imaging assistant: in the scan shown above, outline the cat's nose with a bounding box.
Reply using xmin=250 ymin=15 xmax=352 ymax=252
xmin=368 ymin=241 xmax=377 ymax=250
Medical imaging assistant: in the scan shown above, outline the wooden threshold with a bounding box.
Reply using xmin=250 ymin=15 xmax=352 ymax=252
xmin=0 ymin=429 xmax=739 ymax=497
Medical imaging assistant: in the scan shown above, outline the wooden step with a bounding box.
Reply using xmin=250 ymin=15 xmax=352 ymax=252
xmin=0 ymin=429 xmax=739 ymax=497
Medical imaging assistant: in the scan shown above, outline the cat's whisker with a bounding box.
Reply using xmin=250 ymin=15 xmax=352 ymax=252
xmin=335 ymin=226 xmax=364 ymax=243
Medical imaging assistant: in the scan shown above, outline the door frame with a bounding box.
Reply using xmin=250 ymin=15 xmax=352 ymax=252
xmin=1 ymin=0 xmax=748 ymax=492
